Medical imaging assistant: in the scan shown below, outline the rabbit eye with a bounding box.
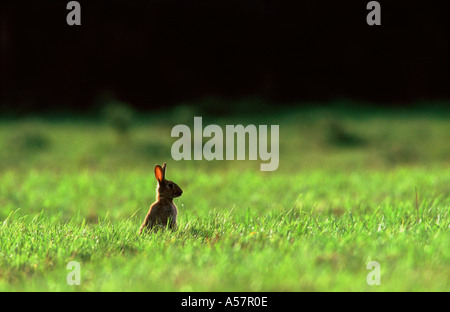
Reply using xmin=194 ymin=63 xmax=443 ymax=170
xmin=168 ymin=183 xmax=174 ymax=188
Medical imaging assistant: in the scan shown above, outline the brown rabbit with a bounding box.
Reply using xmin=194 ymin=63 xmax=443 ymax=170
xmin=139 ymin=162 xmax=183 ymax=234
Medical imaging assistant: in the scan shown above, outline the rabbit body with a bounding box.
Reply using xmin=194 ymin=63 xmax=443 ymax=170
xmin=139 ymin=163 xmax=182 ymax=234
xmin=141 ymin=197 xmax=178 ymax=231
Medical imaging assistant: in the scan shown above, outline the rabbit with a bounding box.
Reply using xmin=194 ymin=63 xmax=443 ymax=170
xmin=139 ymin=162 xmax=183 ymax=234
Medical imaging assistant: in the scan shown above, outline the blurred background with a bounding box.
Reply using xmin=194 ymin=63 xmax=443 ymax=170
xmin=0 ymin=0 xmax=449 ymax=177
xmin=1 ymin=0 xmax=450 ymax=115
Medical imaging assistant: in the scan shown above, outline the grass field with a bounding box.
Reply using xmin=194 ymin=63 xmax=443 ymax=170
xmin=0 ymin=105 xmax=449 ymax=291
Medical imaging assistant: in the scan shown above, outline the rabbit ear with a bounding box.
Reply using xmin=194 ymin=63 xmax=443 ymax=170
xmin=154 ymin=165 xmax=164 ymax=182
xmin=162 ymin=162 xmax=167 ymax=176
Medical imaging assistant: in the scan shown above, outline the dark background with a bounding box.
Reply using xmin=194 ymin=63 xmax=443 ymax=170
xmin=1 ymin=0 xmax=449 ymax=114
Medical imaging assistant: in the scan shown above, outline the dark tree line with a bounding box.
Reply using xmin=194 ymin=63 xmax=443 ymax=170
xmin=1 ymin=0 xmax=449 ymax=114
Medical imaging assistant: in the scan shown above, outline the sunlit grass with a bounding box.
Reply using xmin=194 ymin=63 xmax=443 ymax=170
xmin=0 ymin=107 xmax=449 ymax=291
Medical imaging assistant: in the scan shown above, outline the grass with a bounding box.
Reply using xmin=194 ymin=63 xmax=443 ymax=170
xmin=0 ymin=105 xmax=449 ymax=291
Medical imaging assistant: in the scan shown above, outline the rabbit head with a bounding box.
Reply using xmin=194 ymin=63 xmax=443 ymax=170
xmin=154 ymin=162 xmax=183 ymax=199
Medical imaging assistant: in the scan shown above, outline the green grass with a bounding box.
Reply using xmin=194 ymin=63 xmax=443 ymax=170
xmin=0 ymin=106 xmax=449 ymax=291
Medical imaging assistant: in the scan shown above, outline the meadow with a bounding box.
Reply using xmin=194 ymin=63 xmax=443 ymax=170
xmin=0 ymin=104 xmax=449 ymax=291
